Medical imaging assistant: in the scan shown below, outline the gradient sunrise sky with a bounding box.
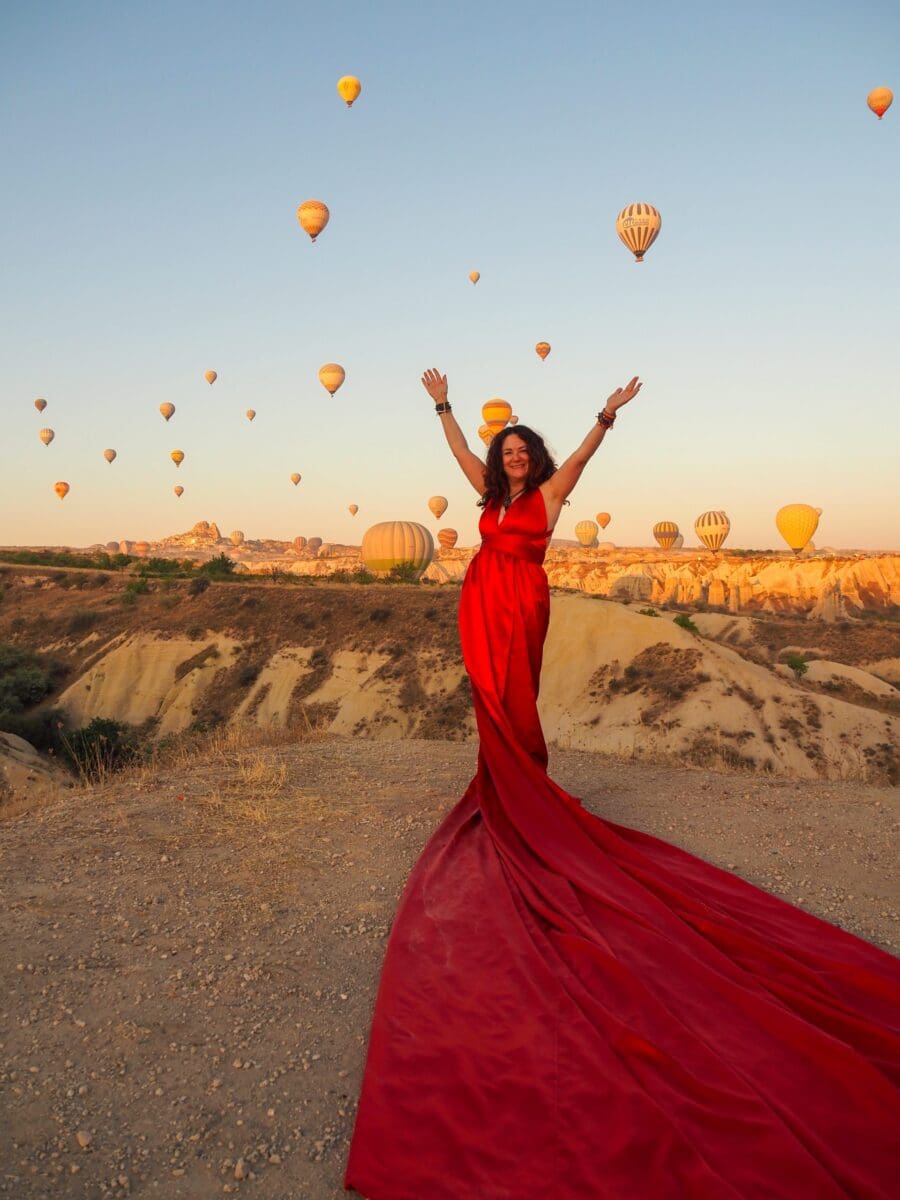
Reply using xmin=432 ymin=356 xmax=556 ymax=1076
xmin=1 ymin=0 xmax=898 ymax=550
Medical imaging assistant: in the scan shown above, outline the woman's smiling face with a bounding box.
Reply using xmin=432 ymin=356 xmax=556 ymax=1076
xmin=501 ymin=435 xmax=530 ymax=486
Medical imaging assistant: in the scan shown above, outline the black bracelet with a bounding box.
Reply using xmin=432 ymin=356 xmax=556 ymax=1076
xmin=435 ymin=401 xmax=452 ymax=414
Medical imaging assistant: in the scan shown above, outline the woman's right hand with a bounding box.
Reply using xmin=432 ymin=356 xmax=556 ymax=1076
xmin=421 ymin=368 xmax=448 ymax=405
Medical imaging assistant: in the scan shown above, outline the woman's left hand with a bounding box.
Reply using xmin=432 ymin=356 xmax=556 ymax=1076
xmin=604 ymin=376 xmax=642 ymax=413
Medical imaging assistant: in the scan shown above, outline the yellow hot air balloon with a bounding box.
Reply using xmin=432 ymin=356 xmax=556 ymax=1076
xmin=775 ymin=503 xmax=821 ymax=555
xmin=54 ymin=481 xmax=69 ymax=500
xmin=469 ymin=271 xmax=480 ymax=285
xmin=575 ymin=520 xmax=599 ymax=547
xmin=361 ymin=521 xmax=435 ymax=577
xmin=438 ymin=528 xmax=458 ymax=550
xmin=481 ymin=399 xmax=512 ymax=433
xmin=867 ymin=87 xmax=893 ymax=119
xmin=290 ymin=472 xmax=301 ymax=486
xmin=204 ymin=370 xmax=217 ymax=385
xmin=318 ymin=363 xmax=346 ymax=395
xmin=337 ymin=75 xmax=361 ymax=107
xmin=535 ymin=342 xmax=551 ymax=361
xmin=596 ymin=512 xmax=611 ymax=529
xmin=508 ymin=415 xmax=518 ymax=426
xmin=38 ymin=428 xmax=55 ymax=446
xmin=428 ymin=495 xmax=448 ymax=520
xmin=653 ymin=520 xmax=679 ymax=550
xmin=478 ymin=423 xmax=494 ymax=446
xmin=230 ymin=530 xmax=244 ymax=546
xmin=159 ymin=402 xmax=175 ymax=421
xmin=174 ymin=485 xmax=184 ymax=498
xmin=171 ymin=449 xmax=185 ymax=467
xmin=245 ymin=409 xmax=256 ymax=421
xmin=103 ymin=448 xmax=117 ymax=464
xmin=34 ymin=398 xmax=47 ymax=413
xmin=616 ymin=203 xmax=662 ymax=263
xmin=694 ymin=510 xmax=730 ymax=552
xmin=297 ymin=199 xmax=330 ymax=243
xmin=348 ymin=504 xmax=359 ymax=516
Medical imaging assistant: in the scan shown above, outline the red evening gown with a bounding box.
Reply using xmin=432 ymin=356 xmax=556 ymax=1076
xmin=344 ymin=488 xmax=900 ymax=1200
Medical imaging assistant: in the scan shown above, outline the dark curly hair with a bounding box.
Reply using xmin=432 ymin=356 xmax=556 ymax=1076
xmin=477 ymin=425 xmax=558 ymax=509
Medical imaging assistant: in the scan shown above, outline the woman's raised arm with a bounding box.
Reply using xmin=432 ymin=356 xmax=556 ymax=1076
xmin=421 ymin=368 xmax=486 ymax=496
xmin=543 ymin=377 xmax=643 ymax=506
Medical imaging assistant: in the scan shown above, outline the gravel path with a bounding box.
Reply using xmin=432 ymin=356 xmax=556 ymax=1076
xmin=2 ymin=737 xmax=897 ymax=1198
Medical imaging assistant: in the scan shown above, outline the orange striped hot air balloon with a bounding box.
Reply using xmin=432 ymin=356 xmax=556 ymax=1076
xmin=297 ymin=200 xmax=330 ymax=242
xmin=535 ymin=342 xmax=551 ymax=361
xmin=867 ymin=87 xmax=893 ymax=119
xmin=482 ymin=399 xmax=512 ymax=433
xmin=478 ymin=423 xmax=494 ymax=446
xmin=616 ymin=203 xmax=662 ymax=263
xmin=652 ymin=520 xmax=679 ymax=550
xmin=438 ymin=528 xmax=458 ymax=550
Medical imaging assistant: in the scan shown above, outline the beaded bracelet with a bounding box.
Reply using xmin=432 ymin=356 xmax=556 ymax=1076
xmin=597 ymin=408 xmax=616 ymax=429
xmin=435 ymin=401 xmax=452 ymax=414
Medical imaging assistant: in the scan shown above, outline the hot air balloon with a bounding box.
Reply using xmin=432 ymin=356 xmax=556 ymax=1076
xmin=103 ymin=448 xmax=117 ymax=464
xmin=478 ymin=424 xmax=494 ymax=446
xmin=318 ymin=363 xmax=345 ymax=395
xmin=297 ymin=200 xmax=330 ymax=242
xmin=428 ymin=496 xmax=448 ymax=520
xmin=159 ymin=402 xmax=175 ymax=421
xmin=575 ymin=520 xmax=599 ymax=547
xmin=867 ymin=87 xmax=893 ymax=119
xmin=307 ymin=536 xmax=323 ymax=554
xmin=469 ymin=271 xmax=480 ymax=285
xmin=361 ymin=521 xmax=434 ymax=577
xmin=653 ymin=520 xmax=679 ymax=550
xmin=204 ymin=370 xmax=217 ymax=385
xmin=438 ymin=528 xmax=458 ymax=550
xmin=616 ymin=203 xmax=662 ymax=263
xmin=672 ymin=534 xmax=684 ymax=550
xmin=293 ymin=536 xmax=307 ymax=552
xmin=54 ymin=481 xmax=69 ymax=500
xmin=508 ymin=415 xmax=518 ymax=426
xmin=134 ymin=541 xmax=150 ymax=558
xmin=245 ymin=409 xmax=256 ymax=421
xmin=174 ymin=485 xmax=184 ymax=498
xmin=535 ymin=342 xmax=551 ymax=361
xmin=38 ymin=428 xmax=55 ymax=446
xmin=171 ymin=450 xmax=185 ymax=467
xmin=596 ymin=512 xmax=611 ymax=529
xmin=482 ymin=399 xmax=512 ymax=433
xmin=348 ymin=504 xmax=359 ymax=516
xmin=337 ymin=75 xmax=361 ymax=107
xmin=34 ymin=398 xmax=47 ymax=413
xmin=230 ymin=530 xmax=244 ymax=546
xmin=775 ymin=504 xmax=821 ymax=555
xmin=290 ymin=473 xmax=301 ymax=486
xmin=694 ymin=510 xmax=731 ymax=552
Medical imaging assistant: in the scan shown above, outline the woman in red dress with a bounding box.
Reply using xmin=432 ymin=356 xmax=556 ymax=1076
xmin=344 ymin=369 xmax=900 ymax=1200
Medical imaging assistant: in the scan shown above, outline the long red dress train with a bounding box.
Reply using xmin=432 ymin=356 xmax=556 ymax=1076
xmin=344 ymin=489 xmax=900 ymax=1199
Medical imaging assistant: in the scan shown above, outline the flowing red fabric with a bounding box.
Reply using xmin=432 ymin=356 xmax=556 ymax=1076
xmin=345 ymin=489 xmax=900 ymax=1200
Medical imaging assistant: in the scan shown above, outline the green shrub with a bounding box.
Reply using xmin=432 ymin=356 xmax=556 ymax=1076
xmin=386 ymin=562 xmax=422 ymax=584
xmin=61 ymin=717 xmax=141 ymax=780
xmin=67 ymin=609 xmax=102 ymax=634
xmin=785 ymin=653 xmax=809 ymax=679
xmin=199 ymin=554 xmax=236 ymax=579
xmin=637 ymin=607 xmax=659 ymax=617
xmin=674 ymin=614 xmax=699 ymax=634
xmin=188 ymin=576 xmax=210 ymax=596
xmin=125 ymin=578 xmax=150 ymax=596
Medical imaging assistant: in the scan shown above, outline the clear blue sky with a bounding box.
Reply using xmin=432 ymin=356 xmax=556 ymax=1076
xmin=1 ymin=0 xmax=898 ymax=550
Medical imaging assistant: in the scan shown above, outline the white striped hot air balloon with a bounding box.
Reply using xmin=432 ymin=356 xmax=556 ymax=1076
xmin=616 ymin=203 xmax=662 ymax=263
xmin=575 ymin=520 xmax=599 ymax=547
xmin=653 ymin=520 xmax=679 ymax=550
xmin=694 ymin=510 xmax=730 ymax=552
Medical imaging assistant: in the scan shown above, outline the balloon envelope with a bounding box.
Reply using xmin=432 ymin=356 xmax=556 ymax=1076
xmin=103 ymin=448 xmax=117 ymax=464
xmin=245 ymin=409 xmax=256 ymax=421
xmin=290 ymin=473 xmax=301 ymax=486
xmin=337 ymin=75 xmax=361 ymax=106
xmin=481 ymin=399 xmax=512 ymax=433
xmin=159 ymin=402 xmax=175 ymax=421
xmin=348 ymin=504 xmax=359 ymax=516
xmin=653 ymin=520 xmax=679 ymax=550
xmin=775 ymin=503 xmax=820 ymax=554
xmin=361 ymin=521 xmax=434 ymax=577
xmin=535 ymin=342 xmax=551 ymax=361
xmin=616 ymin=203 xmax=662 ymax=262
xmin=39 ymin=428 xmax=54 ymax=446
xmin=318 ymin=363 xmax=346 ymax=395
xmin=428 ymin=495 xmax=448 ymax=520
xmin=297 ymin=200 xmax=330 ymax=242
xmin=477 ymin=424 xmax=494 ymax=446
xmin=174 ymin=486 xmax=184 ymax=497
xmin=204 ymin=370 xmax=217 ymax=385
xmin=867 ymin=87 xmax=893 ymax=119
xmin=54 ymin=481 xmax=69 ymax=500
xmin=469 ymin=271 xmax=480 ymax=284
xmin=438 ymin=528 xmax=458 ymax=550
xmin=171 ymin=450 xmax=185 ymax=467
xmin=694 ymin=510 xmax=730 ymax=552
xmin=596 ymin=512 xmax=611 ymax=529
xmin=34 ymin=398 xmax=47 ymax=413
xmin=575 ymin=520 xmax=599 ymax=547
xmin=508 ymin=416 xmax=518 ymax=426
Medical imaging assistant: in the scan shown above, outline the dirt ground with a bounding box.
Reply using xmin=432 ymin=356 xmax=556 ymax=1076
xmin=1 ymin=736 xmax=897 ymax=1199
